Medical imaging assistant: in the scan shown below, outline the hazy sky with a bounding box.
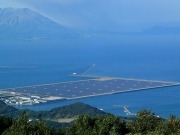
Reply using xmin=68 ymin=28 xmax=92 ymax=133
xmin=1 ymin=0 xmax=180 ymax=32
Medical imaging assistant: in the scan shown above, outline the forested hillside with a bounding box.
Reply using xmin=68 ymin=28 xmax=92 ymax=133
xmin=1 ymin=109 xmax=180 ymax=135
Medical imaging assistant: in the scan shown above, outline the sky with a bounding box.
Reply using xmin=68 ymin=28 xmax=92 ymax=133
xmin=0 ymin=0 xmax=180 ymax=32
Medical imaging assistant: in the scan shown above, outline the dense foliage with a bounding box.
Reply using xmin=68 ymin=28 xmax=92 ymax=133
xmin=1 ymin=101 xmax=180 ymax=134
xmin=127 ymin=110 xmax=163 ymax=134
xmin=0 ymin=116 xmax=12 ymax=134
xmin=1 ymin=110 xmax=180 ymax=135
xmin=66 ymin=115 xmax=128 ymax=135
xmin=2 ymin=112 xmax=56 ymax=135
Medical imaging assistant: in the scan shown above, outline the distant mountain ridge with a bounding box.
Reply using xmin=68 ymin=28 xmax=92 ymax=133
xmin=0 ymin=101 xmax=107 ymax=129
xmin=0 ymin=101 xmax=107 ymax=119
xmin=0 ymin=8 xmax=74 ymax=39
xmin=142 ymin=25 xmax=180 ymax=35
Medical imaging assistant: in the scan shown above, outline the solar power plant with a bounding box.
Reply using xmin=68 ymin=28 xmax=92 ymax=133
xmin=1 ymin=78 xmax=180 ymax=100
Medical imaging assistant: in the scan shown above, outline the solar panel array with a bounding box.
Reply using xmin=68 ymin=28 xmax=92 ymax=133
xmin=1 ymin=78 xmax=178 ymax=99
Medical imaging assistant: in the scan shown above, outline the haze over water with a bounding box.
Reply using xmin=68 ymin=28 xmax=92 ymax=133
xmin=0 ymin=34 xmax=180 ymax=118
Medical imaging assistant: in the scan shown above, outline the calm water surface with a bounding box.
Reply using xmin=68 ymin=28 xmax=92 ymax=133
xmin=0 ymin=35 xmax=180 ymax=118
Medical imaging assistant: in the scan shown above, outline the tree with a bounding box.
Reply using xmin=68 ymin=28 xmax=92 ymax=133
xmin=94 ymin=115 xmax=128 ymax=135
xmin=0 ymin=115 xmax=13 ymax=134
xmin=66 ymin=115 xmax=95 ymax=135
xmin=31 ymin=120 xmax=56 ymax=135
xmin=2 ymin=112 xmax=32 ymax=135
xmin=66 ymin=115 xmax=128 ymax=135
xmin=127 ymin=110 xmax=163 ymax=134
xmin=2 ymin=112 xmax=56 ymax=135
xmin=155 ymin=115 xmax=180 ymax=135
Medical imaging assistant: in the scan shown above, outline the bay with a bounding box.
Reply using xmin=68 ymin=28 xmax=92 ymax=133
xmin=0 ymin=34 xmax=180 ymax=118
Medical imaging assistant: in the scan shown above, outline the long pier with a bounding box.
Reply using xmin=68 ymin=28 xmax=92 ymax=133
xmin=113 ymin=105 xmax=136 ymax=116
xmin=81 ymin=64 xmax=96 ymax=75
xmin=123 ymin=107 xmax=136 ymax=116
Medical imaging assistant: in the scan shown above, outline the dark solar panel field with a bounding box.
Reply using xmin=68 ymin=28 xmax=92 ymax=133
xmin=1 ymin=78 xmax=179 ymax=100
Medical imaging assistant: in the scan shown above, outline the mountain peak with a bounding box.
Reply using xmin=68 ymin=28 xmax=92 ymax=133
xmin=0 ymin=8 xmax=43 ymax=25
xmin=0 ymin=8 xmax=73 ymax=39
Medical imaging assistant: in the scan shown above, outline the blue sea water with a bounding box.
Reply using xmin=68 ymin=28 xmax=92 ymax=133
xmin=0 ymin=34 xmax=180 ymax=118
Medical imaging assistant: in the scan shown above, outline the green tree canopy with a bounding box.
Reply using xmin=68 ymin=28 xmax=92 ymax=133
xmin=0 ymin=115 xmax=13 ymax=134
xmin=66 ymin=115 xmax=128 ymax=135
xmin=2 ymin=112 xmax=56 ymax=135
xmin=127 ymin=110 xmax=163 ymax=134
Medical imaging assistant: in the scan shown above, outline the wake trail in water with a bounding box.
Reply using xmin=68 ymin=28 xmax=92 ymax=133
xmin=0 ymin=65 xmax=37 ymax=69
